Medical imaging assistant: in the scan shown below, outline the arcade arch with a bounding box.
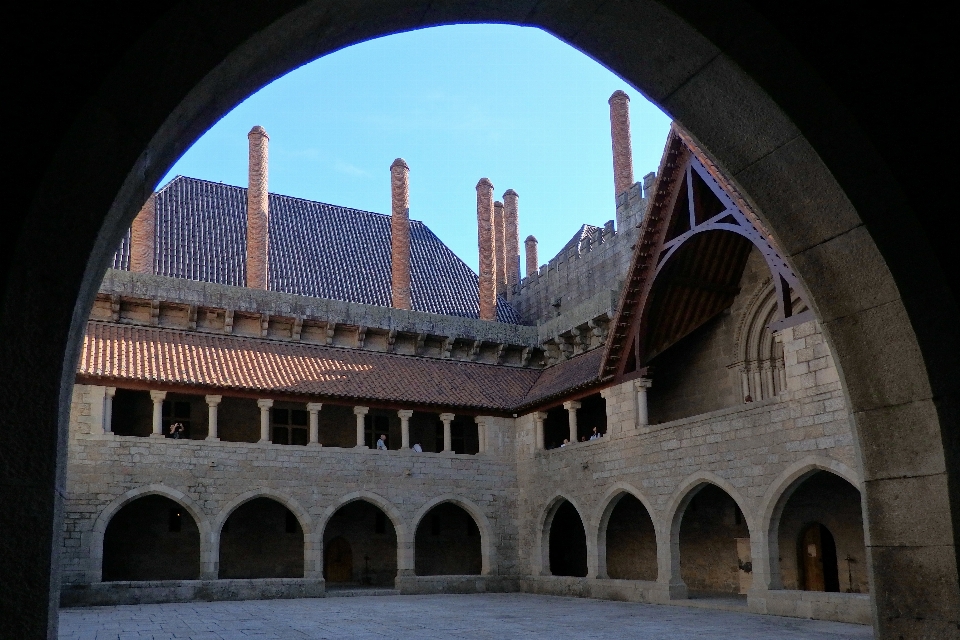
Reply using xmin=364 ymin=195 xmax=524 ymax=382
xmin=218 ymin=497 xmax=305 ymax=579
xmin=597 ymin=489 xmax=658 ymax=581
xmin=414 ymin=502 xmax=482 ymax=576
xmin=541 ymin=497 xmax=588 ymax=578
xmin=321 ymin=497 xmax=400 ymax=587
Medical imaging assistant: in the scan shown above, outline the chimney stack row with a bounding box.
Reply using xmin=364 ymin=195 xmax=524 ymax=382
xmin=608 ymin=90 xmax=634 ymax=200
xmin=246 ymin=126 xmax=270 ymax=290
xmin=130 ymin=193 xmax=156 ymax=274
xmin=476 ymin=178 xmax=497 ymax=321
xmin=390 ymin=158 xmax=412 ymax=310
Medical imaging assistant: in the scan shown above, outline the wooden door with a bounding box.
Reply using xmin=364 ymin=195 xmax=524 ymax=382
xmin=324 ymin=536 xmax=353 ymax=583
xmin=800 ymin=524 xmax=825 ymax=591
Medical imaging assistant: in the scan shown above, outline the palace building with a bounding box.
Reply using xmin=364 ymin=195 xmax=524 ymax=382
xmin=61 ymin=91 xmax=870 ymax=624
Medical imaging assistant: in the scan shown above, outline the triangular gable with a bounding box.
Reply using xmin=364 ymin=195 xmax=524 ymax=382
xmin=600 ymin=124 xmax=813 ymax=381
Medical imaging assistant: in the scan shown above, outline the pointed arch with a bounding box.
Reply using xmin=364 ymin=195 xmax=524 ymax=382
xmin=411 ymin=495 xmax=494 ymax=576
xmin=88 ymin=484 xmax=210 ymax=583
xmin=318 ymin=490 xmax=408 ymax=576
xmin=594 ymin=482 xmax=661 ymax=580
xmin=536 ymin=493 xmax=591 ymax=578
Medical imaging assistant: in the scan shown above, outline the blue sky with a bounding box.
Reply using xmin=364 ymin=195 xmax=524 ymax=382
xmin=160 ymin=24 xmax=672 ymax=272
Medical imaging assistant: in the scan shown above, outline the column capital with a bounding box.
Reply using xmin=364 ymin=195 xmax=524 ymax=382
xmin=398 ymin=409 xmax=414 ymax=419
xmin=105 ymin=386 xmax=117 ymax=398
xmin=257 ymin=398 xmax=274 ymax=409
xmin=353 ymin=405 xmax=369 ymax=416
xmin=149 ymin=390 xmax=167 ymax=402
xmin=205 ymin=395 xmax=222 ymax=406
xmin=633 ymin=378 xmax=653 ymax=390
xmin=439 ymin=413 xmax=455 ymax=423
xmin=306 ymin=402 xmax=323 ymax=412
xmin=563 ymin=400 xmax=582 ymax=410
xmin=532 ymin=411 xmax=547 ymax=420
xmin=474 ymin=415 xmax=490 ymax=425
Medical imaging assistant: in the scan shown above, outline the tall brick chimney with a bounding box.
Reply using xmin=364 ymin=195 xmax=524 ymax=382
xmin=525 ymin=235 xmax=539 ymax=278
xmin=390 ymin=158 xmax=411 ymax=310
xmin=129 ymin=193 xmax=156 ymax=274
xmin=476 ymin=178 xmax=497 ymax=321
xmin=503 ymin=189 xmax=520 ymax=294
xmin=493 ymin=200 xmax=506 ymax=294
xmin=609 ymin=90 xmax=634 ymax=199
xmin=246 ymin=125 xmax=269 ymax=289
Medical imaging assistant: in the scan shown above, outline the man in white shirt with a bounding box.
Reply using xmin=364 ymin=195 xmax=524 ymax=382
xmin=376 ymin=434 xmax=388 ymax=450
xmin=412 ymin=442 xmax=423 ymax=452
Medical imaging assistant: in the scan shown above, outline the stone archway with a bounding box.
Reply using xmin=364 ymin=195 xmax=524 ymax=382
xmin=5 ymin=3 xmax=957 ymax=637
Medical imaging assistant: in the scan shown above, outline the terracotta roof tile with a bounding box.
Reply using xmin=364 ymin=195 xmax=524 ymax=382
xmin=520 ymin=349 xmax=603 ymax=408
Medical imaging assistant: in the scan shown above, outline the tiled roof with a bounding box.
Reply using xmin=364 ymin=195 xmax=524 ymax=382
xmin=78 ymin=322 xmax=540 ymax=411
xmin=77 ymin=322 xmax=605 ymax=412
xmin=519 ymin=349 xmax=604 ymax=408
xmin=112 ymin=176 xmax=521 ymax=323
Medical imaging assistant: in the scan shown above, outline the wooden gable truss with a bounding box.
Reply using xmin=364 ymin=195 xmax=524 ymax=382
xmin=600 ymin=125 xmax=813 ymax=382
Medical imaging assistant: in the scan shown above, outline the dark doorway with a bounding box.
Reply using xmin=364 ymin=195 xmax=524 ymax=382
xmin=543 ymin=406 xmax=569 ymax=449
xmin=605 ymin=494 xmax=657 ymax=580
xmin=324 ymin=536 xmax=353 ymax=583
xmin=323 ymin=501 xmax=397 ymax=586
xmin=102 ymin=495 xmax=200 ymax=581
xmin=548 ymin=500 xmax=587 ymax=577
xmin=678 ymin=484 xmax=749 ymax=595
xmin=218 ymin=498 xmax=304 ymax=578
xmin=415 ymin=503 xmax=482 ymax=576
xmin=799 ymin=523 xmax=840 ymax=592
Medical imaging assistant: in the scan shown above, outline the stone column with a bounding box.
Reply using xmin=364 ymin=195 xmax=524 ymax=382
xmin=354 ymin=406 xmax=369 ymax=448
xmin=130 ymin=193 xmax=156 ymax=274
xmin=656 ymin=524 xmax=688 ymax=601
xmin=205 ymin=395 xmax=222 ymax=441
xmin=398 ymin=409 xmax=413 ymax=449
xmin=440 ymin=413 xmax=454 ymax=453
xmin=524 ymin=235 xmax=538 ymax=278
xmin=503 ymin=189 xmax=520 ymax=293
xmin=104 ymin=387 xmax=116 ymax=434
xmin=493 ymin=200 xmax=506 ymax=295
xmin=608 ymin=90 xmax=634 ymax=199
xmin=257 ymin=399 xmax=273 ymax=442
xmin=563 ymin=401 xmax=581 ymax=443
xmin=246 ymin=125 xmax=269 ymax=289
xmin=635 ymin=378 xmax=652 ymax=428
xmin=475 ymin=416 xmax=487 ymax=454
xmin=307 ymin=402 xmax=322 ymax=445
xmin=149 ymin=390 xmax=166 ymax=437
xmin=533 ymin=411 xmax=546 ymax=450
xmin=476 ymin=178 xmax=496 ymax=321
xmin=390 ymin=158 xmax=412 ymax=310
xmin=762 ymin=362 xmax=775 ymax=400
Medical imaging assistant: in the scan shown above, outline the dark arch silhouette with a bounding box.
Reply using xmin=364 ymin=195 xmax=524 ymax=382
xmin=604 ymin=494 xmax=657 ymax=580
xmin=415 ymin=502 xmax=482 ymax=576
xmin=102 ymin=494 xmax=200 ymax=581
xmin=678 ymin=484 xmax=749 ymax=596
xmin=323 ymin=500 xmax=398 ymax=587
xmin=5 ymin=4 xmax=957 ymax=636
xmin=218 ymin=497 xmax=304 ymax=579
xmin=548 ymin=501 xmax=588 ymax=578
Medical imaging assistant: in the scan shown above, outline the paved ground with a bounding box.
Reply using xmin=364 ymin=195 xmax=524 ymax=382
xmin=59 ymin=593 xmax=874 ymax=639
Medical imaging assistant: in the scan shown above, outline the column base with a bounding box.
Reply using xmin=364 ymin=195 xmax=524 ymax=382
xmin=354 ymin=444 xmax=368 ymax=449
xmin=205 ymin=437 xmax=220 ymax=442
xmin=258 ymin=438 xmax=270 ymax=443
xmin=149 ymin=433 xmax=165 ymax=438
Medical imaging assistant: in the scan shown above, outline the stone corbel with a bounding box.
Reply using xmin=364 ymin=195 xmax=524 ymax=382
xmin=291 ymin=316 xmax=303 ymax=342
xmin=356 ymin=325 xmax=367 ymax=348
xmin=260 ymin=313 xmax=270 ymax=338
xmin=326 ymin=322 xmax=337 ymax=346
xmin=223 ymin=309 xmax=234 ymax=334
xmin=187 ymin=305 xmax=198 ymax=330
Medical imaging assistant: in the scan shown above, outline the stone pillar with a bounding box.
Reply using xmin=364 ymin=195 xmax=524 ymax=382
xmin=440 ymin=413 xmax=454 ymax=453
xmin=246 ymin=125 xmax=269 ymax=290
xmin=493 ymin=200 xmax=506 ymax=295
xmin=475 ymin=416 xmax=487 ymax=454
xmin=205 ymin=395 xmax=222 ymax=441
xmin=533 ymin=411 xmax=547 ymax=450
xmin=563 ymin=401 xmax=581 ymax=443
xmin=656 ymin=524 xmax=688 ymax=601
xmin=762 ymin=362 xmax=775 ymax=400
xmin=104 ymin=386 xmax=116 ymax=434
xmin=149 ymin=390 xmax=166 ymax=437
xmin=608 ymin=90 xmax=634 ymax=199
xmin=502 ymin=189 xmax=520 ymax=294
xmin=307 ymin=402 xmax=322 ymax=445
xmin=129 ymin=193 xmax=156 ymax=274
xmin=635 ymin=378 xmax=652 ymax=428
xmin=257 ymin=399 xmax=273 ymax=442
xmin=87 ymin=386 xmax=106 ymax=436
xmin=476 ymin=178 xmax=497 ymax=321
xmin=354 ymin=406 xmax=369 ymax=448
xmin=399 ymin=409 xmax=413 ymax=449
xmin=524 ymin=235 xmax=538 ymax=278
xmin=390 ymin=158 xmax=411 ymax=310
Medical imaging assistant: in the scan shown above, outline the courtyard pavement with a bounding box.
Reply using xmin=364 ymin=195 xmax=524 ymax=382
xmin=59 ymin=593 xmax=874 ymax=639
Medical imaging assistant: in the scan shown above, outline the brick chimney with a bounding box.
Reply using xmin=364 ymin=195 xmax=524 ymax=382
xmin=129 ymin=193 xmax=156 ymax=274
xmin=476 ymin=178 xmax=496 ymax=321
xmin=246 ymin=125 xmax=269 ymax=289
xmin=525 ymin=235 xmax=539 ymax=277
xmin=503 ymin=189 xmax=520 ymax=293
xmin=493 ymin=200 xmax=506 ymax=294
xmin=390 ymin=158 xmax=411 ymax=310
xmin=609 ymin=90 xmax=634 ymax=200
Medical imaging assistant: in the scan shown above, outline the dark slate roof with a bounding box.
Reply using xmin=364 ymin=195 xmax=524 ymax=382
xmin=112 ymin=176 xmax=521 ymax=324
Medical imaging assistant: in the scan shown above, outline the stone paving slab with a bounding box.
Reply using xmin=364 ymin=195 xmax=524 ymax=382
xmin=59 ymin=593 xmax=874 ymax=639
